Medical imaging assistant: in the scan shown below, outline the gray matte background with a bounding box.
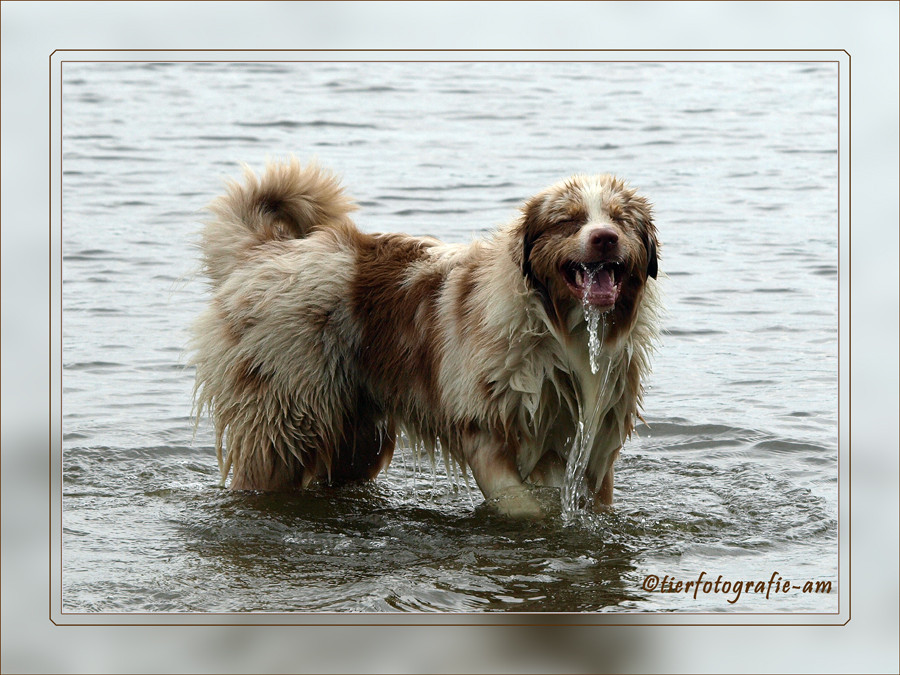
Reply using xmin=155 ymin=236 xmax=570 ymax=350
xmin=2 ymin=2 xmax=898 ymax=673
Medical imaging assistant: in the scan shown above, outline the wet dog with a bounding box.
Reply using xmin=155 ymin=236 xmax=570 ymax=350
xmin=191 ymin=158 xmax=661 ymax=517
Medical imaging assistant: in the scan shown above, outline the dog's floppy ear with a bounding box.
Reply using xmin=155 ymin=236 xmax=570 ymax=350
xmin=514 ymin=193 xmax=544 ymax=275
xmin=628 ymin=193 xmax=659 ymax=280
xmin=645 ymin=231 xmax=659 ymax=279
xmin=515 ymin=193 xmax=566 ymax=331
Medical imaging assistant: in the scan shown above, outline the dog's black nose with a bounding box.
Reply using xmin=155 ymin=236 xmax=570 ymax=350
xmin=589 ymin=228 xmax=619 ymax=254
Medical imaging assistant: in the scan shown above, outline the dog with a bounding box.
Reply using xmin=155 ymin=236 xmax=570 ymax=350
xmin=190 ymin=158 xmax=661 ymax=517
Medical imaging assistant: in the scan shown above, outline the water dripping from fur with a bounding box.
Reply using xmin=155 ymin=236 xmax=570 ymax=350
xmin=399 ymin=434 xmax=476 ymax=508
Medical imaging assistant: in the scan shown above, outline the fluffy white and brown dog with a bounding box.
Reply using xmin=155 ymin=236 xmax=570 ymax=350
xmin=190 ymin=158 xmax=661 ymax=517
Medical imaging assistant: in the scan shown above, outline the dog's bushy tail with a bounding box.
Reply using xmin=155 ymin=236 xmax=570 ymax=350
xmin=200 ymin=157 xmax=356 ymax=287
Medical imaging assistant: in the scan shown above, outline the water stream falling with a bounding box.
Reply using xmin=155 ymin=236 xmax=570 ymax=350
xmin=561 ymin=268 xmax=614 ymax=519
xmin=585 ymin=303 xmax=604 ymax=375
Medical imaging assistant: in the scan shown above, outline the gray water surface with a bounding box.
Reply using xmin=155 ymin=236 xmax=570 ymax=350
xmin=61 ymin=61 xmax=839 ymax=613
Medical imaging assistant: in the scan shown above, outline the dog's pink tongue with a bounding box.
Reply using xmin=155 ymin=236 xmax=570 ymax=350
xmin=583 ymin=268 xmax=618 ymax=307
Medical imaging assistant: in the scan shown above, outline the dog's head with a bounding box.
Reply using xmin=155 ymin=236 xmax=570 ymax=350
xmin=515 ymin=175 xmax=658 ymax=340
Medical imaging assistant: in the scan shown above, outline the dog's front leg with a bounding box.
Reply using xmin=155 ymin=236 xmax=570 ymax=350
xmin=591 ymin=447 xmax=620 ymax=511
xmin=594 ymin=464 xmax=614 ymax=509
xmin=464 ymin=432 xmax=543 ymax=519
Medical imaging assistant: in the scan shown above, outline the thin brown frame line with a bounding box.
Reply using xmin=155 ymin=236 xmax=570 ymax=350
xmin=50 ymin=47 xmax=848 ymax=63
xmin=55 ymin=54 xmax=65 ymax=623
xmin=51 ymin=47 xmax=851 ymax=50
xmin=50 ymin=51 xmax=55 ymax=624
xmin=57 ymin=608 xmax=843 ymax=616
xmin=56 ymin=616 xmax=842 ymax=621
xmin=50 ymin=57 xmax=849 ymax=623
xmin=836 ymin=56 xmax=842 ymax=619
xmin=51 ymin=54 xmax=848 ymax=625
xmin=50 ymin=615 xmax=850 ymax=628
xmin=57 ymin=605 xmax=845 ymax=613
xmin=50 ymin=66 xmax=848 ymax=622
xmin=835 ymin=57 xmax=840 ymax=619
xmin=51 ymin=610 xmax=848 ymax=624
xmin=55 ymin=59 xmax=841 ymax=64
xmin=845 ymin=51 xmax=851 ymax=625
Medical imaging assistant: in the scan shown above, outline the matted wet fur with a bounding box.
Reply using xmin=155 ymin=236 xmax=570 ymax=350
xmin=190 ymin=158 xmax=661 ymax=517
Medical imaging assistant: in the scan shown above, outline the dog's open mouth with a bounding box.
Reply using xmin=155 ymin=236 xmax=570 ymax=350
xmin=562 ymin=260 xmax=623 ymax=308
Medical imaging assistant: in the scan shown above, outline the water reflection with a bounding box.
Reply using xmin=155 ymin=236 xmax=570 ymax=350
xmin=174 ymin=478 xmax=644 ymax=613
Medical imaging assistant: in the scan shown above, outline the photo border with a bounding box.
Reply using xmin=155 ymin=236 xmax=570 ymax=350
xmin=49 ymin=48 xmax=850 ymax=627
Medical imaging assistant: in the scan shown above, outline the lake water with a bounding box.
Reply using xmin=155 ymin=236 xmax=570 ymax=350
xmin=61 ymin=60 xmax=839 ymax=614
